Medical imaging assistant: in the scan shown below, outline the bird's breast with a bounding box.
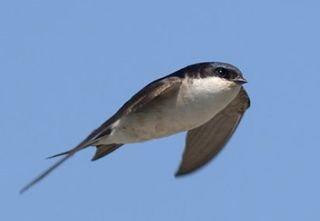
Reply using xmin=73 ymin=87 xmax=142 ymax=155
xmin=105 ymin=77 xmax=241 ymax=144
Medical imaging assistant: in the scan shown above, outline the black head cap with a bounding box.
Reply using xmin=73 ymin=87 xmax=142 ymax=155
xmin=172 ymin=62 xmax=247 ymax=84
xmin=205 ymin=62 xmax=247 ymax=84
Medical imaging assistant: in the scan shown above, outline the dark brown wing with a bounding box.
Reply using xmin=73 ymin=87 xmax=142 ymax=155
xmin=176 ymin=88 xmax=250 ymax=176
xmin=20 ymin=76 xmax=182 ymax=194
xmin=76 ymin=76 xmax=183 ymax=143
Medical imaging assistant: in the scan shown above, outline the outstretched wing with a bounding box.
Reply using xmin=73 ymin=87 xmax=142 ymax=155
xmin=176 ymin=88 xmax=250 ymax=176
xmin=20 ymin=76 xmax=182 ymax=194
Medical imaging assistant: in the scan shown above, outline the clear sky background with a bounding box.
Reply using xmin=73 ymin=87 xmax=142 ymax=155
xmin=1 ymin=0 xmax=320 ymax=220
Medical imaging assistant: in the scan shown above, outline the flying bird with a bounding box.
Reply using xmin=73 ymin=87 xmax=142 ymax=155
xmin=20 ymin=62 xmax=250 ymax=193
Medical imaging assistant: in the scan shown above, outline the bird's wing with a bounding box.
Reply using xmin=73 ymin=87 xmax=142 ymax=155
xmin=20 ymin=76 xmax=182 ymax=194
xmin=176 ymin=87 xmax=250 ymax=176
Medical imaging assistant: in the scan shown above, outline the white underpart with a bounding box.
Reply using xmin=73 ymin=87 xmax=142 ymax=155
xmin=100 ymin=76 xmax=241 ymax=144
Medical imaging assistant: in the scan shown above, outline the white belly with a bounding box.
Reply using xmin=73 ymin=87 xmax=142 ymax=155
xmin=103 ymin=77 xmax=241 ymax=144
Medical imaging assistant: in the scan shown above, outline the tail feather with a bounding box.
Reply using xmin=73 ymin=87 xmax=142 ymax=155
xmin=20 ymin=112 xmax=120 ymax=193
xmin=20 ymin=139 xmax=94 ymax=194
xmin=47 ymin=150 xmax=72 ymax=159
xmin=20 ymin=149 xmax=76 ymax=194
xmin=91 ymin=144 xmax=123 ymax=161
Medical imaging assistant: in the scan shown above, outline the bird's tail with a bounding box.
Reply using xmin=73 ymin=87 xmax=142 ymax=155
xmin=19 ymin=140 xmax=93 ymax=194
xmin=20 ymin=141 xmax=123 ymax=194
xmin=91 ymin=144 xmax=123 ymax=161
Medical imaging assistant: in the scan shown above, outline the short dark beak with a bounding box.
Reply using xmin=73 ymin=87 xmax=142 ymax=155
xmin=233 ymin=78 xmax=247 ymax=85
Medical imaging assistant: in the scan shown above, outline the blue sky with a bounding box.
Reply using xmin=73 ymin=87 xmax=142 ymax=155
xmin=1 ymin=0 xmax=320 ymax=220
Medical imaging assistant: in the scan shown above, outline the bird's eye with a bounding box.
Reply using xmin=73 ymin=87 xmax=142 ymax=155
xmin=215 ymin=68 xmax=230 ymax=78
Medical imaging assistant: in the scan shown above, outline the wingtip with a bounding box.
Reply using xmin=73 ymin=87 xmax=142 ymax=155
xmin=174 ymin=168 xmax=190 ymax=177
xmin=175 ymin=164 xmax=205 ymax=177
xmin=91 ymin=155 xmax=100 ymax=161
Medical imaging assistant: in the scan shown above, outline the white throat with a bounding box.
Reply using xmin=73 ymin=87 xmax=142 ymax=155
xmin=177 ymin=76 xmax=241 ymax=116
